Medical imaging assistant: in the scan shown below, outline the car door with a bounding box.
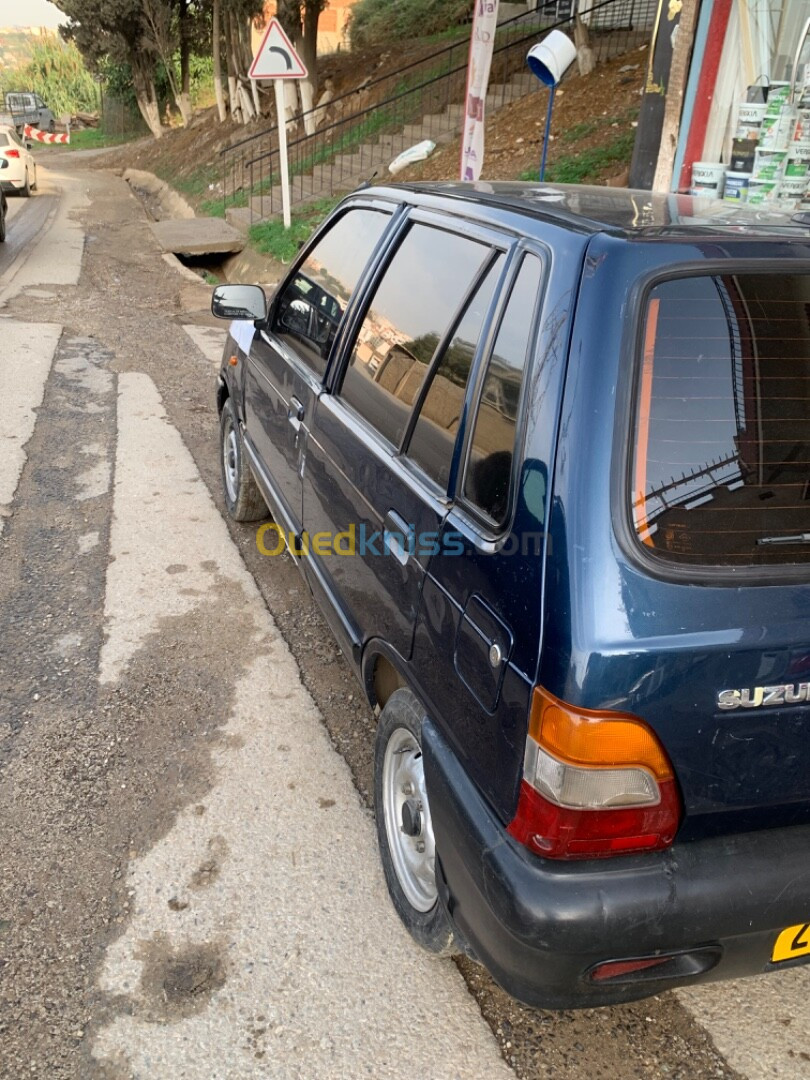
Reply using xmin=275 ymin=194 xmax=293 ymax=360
xmin=302 ymin=212 xmax=509 ymax=663
xmin=411 ymin=249 xmax=557 ymax=822
xmin=242 ymin=203 xmax=394 ymax=542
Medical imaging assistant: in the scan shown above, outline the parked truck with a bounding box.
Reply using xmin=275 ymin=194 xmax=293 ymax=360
xmin=0 ymin=92 xmax=54 ymax=134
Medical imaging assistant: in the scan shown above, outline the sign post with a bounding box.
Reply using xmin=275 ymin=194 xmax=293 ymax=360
xmin=249 ymin=17 xmax=308 ymax=229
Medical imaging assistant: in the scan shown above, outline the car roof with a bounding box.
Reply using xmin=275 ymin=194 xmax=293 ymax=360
xmin=363 ymin=180 xmax=810 ymax=239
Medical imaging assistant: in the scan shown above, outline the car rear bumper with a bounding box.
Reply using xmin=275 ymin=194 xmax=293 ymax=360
xmin=422 ymin=717 xmax=810 ymax=1009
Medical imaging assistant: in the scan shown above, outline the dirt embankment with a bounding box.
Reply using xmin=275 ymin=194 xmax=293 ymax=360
xmin=86 ymin=42 xmax=645 ymax=214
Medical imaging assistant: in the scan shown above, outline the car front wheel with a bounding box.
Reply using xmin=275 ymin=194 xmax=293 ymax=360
xmin=219 ymin=397 xmax=268 ymax=522
xmin=374 ymin=689 xmax=459 ymax=956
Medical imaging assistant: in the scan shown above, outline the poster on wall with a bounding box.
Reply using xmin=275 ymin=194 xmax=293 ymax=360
xmin=460 ymin=0 xmax=500 ymax=181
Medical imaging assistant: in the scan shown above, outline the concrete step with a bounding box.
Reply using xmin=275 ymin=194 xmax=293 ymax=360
xmin=486 ymin=87 xmax=522 ymax=110
xmin=310 ymin=155 xmax=369 ymax=183
xmin=225 ymin=206 xmax=255 ymax=234
xmin=251 ymin=194 xmax=282 ymax=217
xmin=509 ymin=73 xmax=536 ymax=91
xmin=287 ymin=174 xmax=319 ymax=198
xmin=402 ymin=124 xmax=427 ymax=142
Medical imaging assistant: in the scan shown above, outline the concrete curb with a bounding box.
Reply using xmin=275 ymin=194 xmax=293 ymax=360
xmin=123 ymin=168 xmax=195 ymax=220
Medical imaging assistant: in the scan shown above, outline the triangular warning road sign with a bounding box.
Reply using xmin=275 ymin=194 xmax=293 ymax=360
xmin=249 ymin=18 xmax=308 ymax=80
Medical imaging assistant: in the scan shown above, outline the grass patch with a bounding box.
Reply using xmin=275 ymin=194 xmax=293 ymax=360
xmin=52 ymin=127 xmax=137 ymax=150
xmin=520 ymin=129 xmax=636 ymax=185
xmin=248 ymin=197 xmax=341 ymax=262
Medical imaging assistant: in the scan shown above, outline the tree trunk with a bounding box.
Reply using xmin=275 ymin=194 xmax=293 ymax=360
xmin=132 ymin=61 xmax=162 ymax=139
xmin=300 ymin=78 xmax=315 ymax=134
xmin=178 ymin=0 xmax=193 ymax=125
xmin=213 ymin=0 xmax=227 ymax=122
xmin=224 ymin=12 xmax=242 ymax=121
xmin=653 ymin=0 xmax=699 ymax=191
xmin=574 ymin=16 xmax=595 ymax=77
xmin=301 ymin=0 xmax=321 ymax=95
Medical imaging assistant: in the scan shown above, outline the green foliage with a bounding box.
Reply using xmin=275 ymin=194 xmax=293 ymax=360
xmin=349 ymin=0 xmax=471 ymax=50
xmin=519 ymin=130 xmax=636 ymax=185
xmin=54 ymin=126 xmax=137 ymax=149
xmin=249 ymin=198 xmax=341 ymax=263
xmin=0 ymin=36 xmax=98 ymax=118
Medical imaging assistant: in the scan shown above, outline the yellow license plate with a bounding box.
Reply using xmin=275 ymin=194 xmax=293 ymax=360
xmin=772 ymin=923 xmax=810 ymax=964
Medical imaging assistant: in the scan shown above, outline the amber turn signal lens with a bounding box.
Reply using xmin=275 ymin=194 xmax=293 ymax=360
xmin=528 ymin=687 xmax=673 ymax=781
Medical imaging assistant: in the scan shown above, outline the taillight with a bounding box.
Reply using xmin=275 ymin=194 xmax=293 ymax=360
xmin=5 ymin=150 xmax=20 ymax=159
xmin=508 ymin=687 xmax=681 ymax=859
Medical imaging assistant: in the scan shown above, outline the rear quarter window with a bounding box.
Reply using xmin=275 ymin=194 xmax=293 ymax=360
xmin=632 ymin=272 xmax=810 ymax=568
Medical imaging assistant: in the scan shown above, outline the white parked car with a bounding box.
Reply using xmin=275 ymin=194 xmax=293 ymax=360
xmin=0 ymin=125 xmax=36 ymax=197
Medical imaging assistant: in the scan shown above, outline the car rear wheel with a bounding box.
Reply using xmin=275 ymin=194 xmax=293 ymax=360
xmin=21 ymin=171 xmax=30 ymax=198
xmin=219 ymin=397 xmax=268 ymax=522
xmin=374 ymin=689 xmax=458 ymax=956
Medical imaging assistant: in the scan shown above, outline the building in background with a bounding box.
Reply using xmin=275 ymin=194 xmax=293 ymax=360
xmin=257 ymin=0 xmax=358 ymax=53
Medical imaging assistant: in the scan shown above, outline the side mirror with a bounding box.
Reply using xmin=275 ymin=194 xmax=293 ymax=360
xmin=25 ymin=141 xmax=32 ymax=150
xmin=211 ymin=284 xmax=268 ymax=323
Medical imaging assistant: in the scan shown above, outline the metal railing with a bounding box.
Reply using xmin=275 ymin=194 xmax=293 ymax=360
xmin=221 ymin=0 xmax=656 ymax=225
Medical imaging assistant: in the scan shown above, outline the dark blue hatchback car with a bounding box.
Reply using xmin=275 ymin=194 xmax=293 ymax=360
xmin=213 ymin=182 xmax=810 ymax=1009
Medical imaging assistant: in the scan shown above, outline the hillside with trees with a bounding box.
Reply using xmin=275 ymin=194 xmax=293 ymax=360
xmin=52 ymin=1 xmax=330 ymax=139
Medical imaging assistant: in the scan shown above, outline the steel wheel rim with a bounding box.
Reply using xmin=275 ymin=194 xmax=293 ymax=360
xmin=223 ymin=419 xmax=239 ymax=503
xmin=382 ymin=726 xmax=437 ymax=913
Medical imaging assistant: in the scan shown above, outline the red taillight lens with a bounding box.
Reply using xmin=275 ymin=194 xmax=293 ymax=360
xmin=5 ymin=150 xmax=20 ymax=159
xmin=507 ymin=687 xmax=682 ymax=859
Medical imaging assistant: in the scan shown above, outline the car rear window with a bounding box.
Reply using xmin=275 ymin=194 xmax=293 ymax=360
xmin=632 ymin=273 xmax=810 ymax=567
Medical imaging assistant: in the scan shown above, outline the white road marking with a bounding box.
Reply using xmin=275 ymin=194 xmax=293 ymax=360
xmin=182 ymin=324 xmax=228 ymax=368
xmin=679 ymin=968 xmax=810 ymax=1079
xmin=0 ymin=320 xmax=61 ymax=535
xmin=0 ymin=171 xmax=88 ymax=304
xmin=94 ymin=372 xmax=512 ymax=1080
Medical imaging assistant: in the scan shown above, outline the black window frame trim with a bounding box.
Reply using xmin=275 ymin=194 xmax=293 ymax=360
xmin=452 ymin=241 xmax=549 ymax=542
xmin=612 ymin=257 xmax=810 ymax=588
xmin=265 ymin=194 xmax=402 ymax=387
xmin=328 ymin=207 xmax=514 ymax=458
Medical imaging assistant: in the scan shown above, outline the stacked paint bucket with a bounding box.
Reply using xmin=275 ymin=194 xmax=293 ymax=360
xmin=691 ymin=80 xmax=810 ymax=209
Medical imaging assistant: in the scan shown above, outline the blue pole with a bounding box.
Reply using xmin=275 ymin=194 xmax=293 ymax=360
xmin=539 ymin=84 xmax=555 ymax=181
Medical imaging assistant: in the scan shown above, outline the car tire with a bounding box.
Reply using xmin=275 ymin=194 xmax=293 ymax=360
xmin=219 ymin=397 xmax=268 ymax=522
xmin=0 ymin=208 xmax=5 ymax=243
xmin=374 ymin=689 xmax=459 ymax=956
xmin=21 ymin=171 xmax=31 ymax=198
xmin=30 ymin=168 xmax=37 ymax=192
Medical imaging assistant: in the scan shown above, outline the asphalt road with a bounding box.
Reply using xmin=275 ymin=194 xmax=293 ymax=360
xmin=0 ymin=158 xmax=808 ymax=1080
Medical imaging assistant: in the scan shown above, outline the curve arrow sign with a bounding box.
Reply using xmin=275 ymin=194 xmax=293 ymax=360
xmin=249 ymin=18 xmax=307 ymax=80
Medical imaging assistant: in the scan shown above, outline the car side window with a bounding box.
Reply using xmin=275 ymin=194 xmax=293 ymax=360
xmin=272 ymin=207 xmax=391 ymax=379
xmin=406 ymin=254 xmax=504 ymax=489
xmin=339 ymin=223 xmax=492 ymax=448
xmin=463 ymin=254 xmax=542 ymax=525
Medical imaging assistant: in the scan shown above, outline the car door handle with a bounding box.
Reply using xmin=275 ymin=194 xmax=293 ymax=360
xmin=288 ymin=396 xmax=305 ymax=430
xmin=383 ymin=509 xmax=411 ymax=567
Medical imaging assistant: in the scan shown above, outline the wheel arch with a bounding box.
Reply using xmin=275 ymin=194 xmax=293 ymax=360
xmin=361 ymin=639 xmax=411 ymax=712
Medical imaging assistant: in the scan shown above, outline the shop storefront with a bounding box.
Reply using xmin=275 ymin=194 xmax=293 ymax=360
xmin=672 ymin=0 xmax=810 ymax=206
